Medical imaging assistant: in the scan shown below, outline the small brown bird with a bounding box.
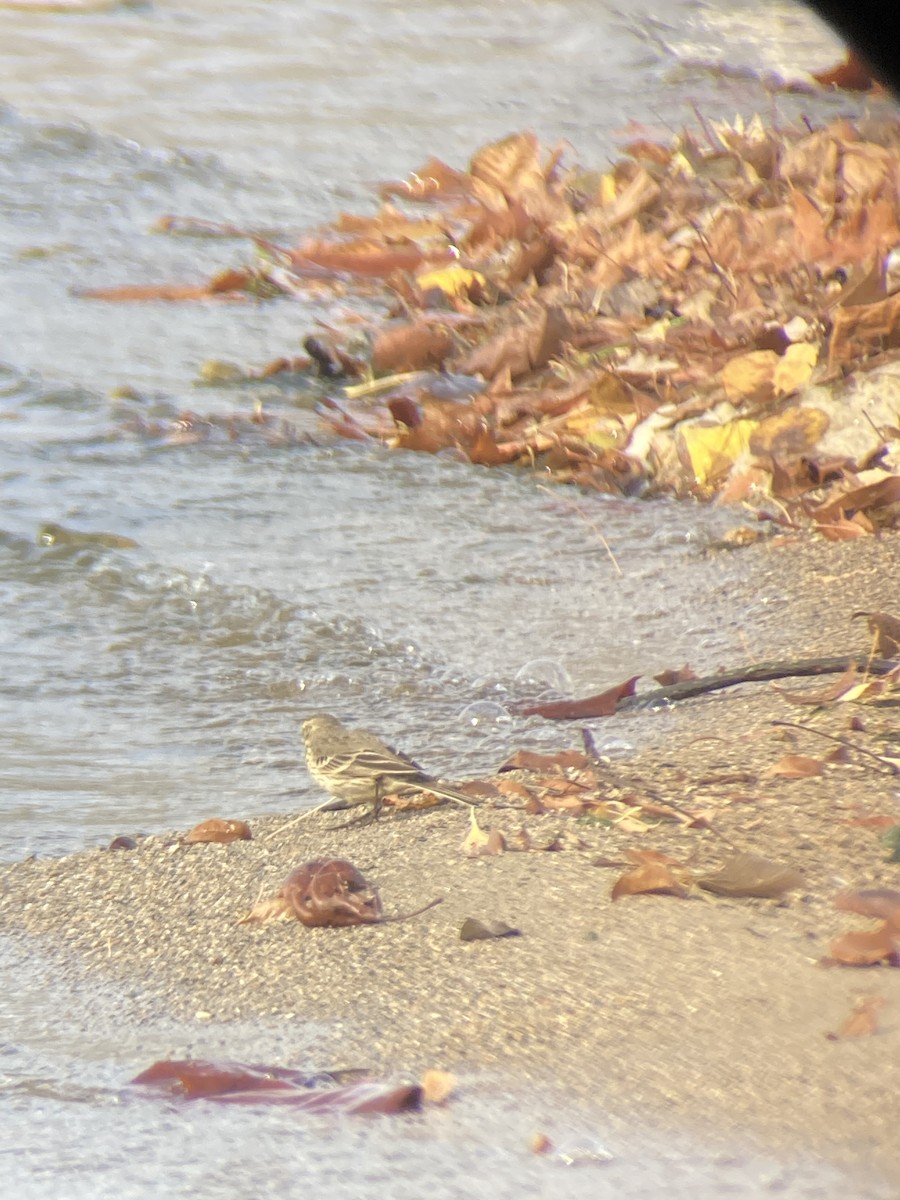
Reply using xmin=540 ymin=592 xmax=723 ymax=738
xmin=301 ymin=712 xmax=475 ymax=822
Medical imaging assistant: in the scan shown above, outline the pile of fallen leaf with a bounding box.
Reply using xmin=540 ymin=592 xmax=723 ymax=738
xmin=88 ymin=109 xmax=900 ymax=536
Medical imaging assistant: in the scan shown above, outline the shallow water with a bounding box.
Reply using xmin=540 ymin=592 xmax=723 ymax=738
xmin=0 ymin=1 xmax=890 ymax=1196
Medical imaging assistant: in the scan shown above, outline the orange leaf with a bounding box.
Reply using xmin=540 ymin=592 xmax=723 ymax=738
xmin=826 ymin=995 xmax=885 ymax=1040
xmin=184 ymin=818 xmax=251 ymax=844
xmin=519 ymin=675 xmax=640 ymax=719
xmin=371 ymin=322 xmax=454 ymax=373
xmin=825 ymin=926 xmax=900 ymax=967
xmin=77 ymin=283 xmax=226 ymax=302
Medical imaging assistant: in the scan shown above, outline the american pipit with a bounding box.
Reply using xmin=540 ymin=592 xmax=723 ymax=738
xmin=301 ymin=712 xmax=475 ymax=822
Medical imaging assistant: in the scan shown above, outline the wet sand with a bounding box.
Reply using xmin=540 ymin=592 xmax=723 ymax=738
xmin=2 ymin=537 xmax=900 ymax=1192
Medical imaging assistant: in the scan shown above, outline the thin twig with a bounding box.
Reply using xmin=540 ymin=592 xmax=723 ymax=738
xmin=770 ymin=720 xmax=900 ymax=775
xmin=536 ymin=484 xmax=623 ymax=576
xmin=687 ymin=218 xmax=738 ymax=301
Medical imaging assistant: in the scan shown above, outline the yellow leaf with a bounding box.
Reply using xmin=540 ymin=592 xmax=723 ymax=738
xmin=562 ymin=373 xmax=635 ymax=447
xmin=750 ymin=405 xmax=829 ymax=459
xmin=416 ymin=265 xmax=486 ymax=300
xmin=598 ymin=172 xmax=617 ymax=206
xmin=773 ymin=342 xmax=818 ymax=396
xmin=679 ymin=418 xmax=758 ymax=487
xmin=721 ymin=350 xmax=778 ymax=403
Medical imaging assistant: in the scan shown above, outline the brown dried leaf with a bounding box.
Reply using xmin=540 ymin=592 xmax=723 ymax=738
xmin=813 ymin=51 xmax=881 ymax=92
xmin=854 ymin=610 xmax=900 ymax=659
xmin=456 ymin=305 xmax=569 ymax=382
xmin=184 ymin=818 xmax=252 ymax=845
xmin=537 ymin=792 xmax=586 ymax=814
xmin=749 ymin=405 xmax=828 ymax=460
xmin=826 ymin=995 xmax=885 ymax=1041
xmin=290 ymin=239 xmax=438 ymax=278
xmin=610 ymin=862 xmax=691 ymax=900
xmin=371 ymin=322 xmax=454 ymax=373
xmin=828 ymin=292 xmax=900 ymax=372
xmin=79 ymin=282 xmax=233 ymax=302
xmin=500 ymin=748 xmax=592 ymax=772
xmin=825 ymin=925 xmax=900 ymax=967
xmin=459 ymin=917 xmax=521 ymax=941
xmin=239 ymin=859 xmax=383 ymax=928
xmin=815 ymin=476 xmax=900 ymax=529
xmin=495 ymin=778 xmax=538 ymax=803
xmin=697 ymin=852 xmax=803 ymax=898
xmin=461 ymin=810 xmax=505 ymax=857
xmin=721 ymin=350 xmax=778 ymax=404
xmin=519 ymin=675 xmax=640 ymax=719
xmin=131 ymin=1059 xmax=311 ymax=1099
xmin=767 ymin=753 xmax=825 ymax=779
xmin=771 ymin=663 xmax=858 ymax=705
xmin=653 ymin=664 xmax=696 ymax=686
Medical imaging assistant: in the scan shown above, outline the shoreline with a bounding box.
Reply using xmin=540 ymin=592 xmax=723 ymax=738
xmin=5 ymin=537 xmax=900 ymax=1190
xmin=4 ymin=598 xmax=900 ymax=1188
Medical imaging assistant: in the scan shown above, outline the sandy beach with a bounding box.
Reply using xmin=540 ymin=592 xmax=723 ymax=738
xmin=3 ymin=536 xmax=900 ymax=1191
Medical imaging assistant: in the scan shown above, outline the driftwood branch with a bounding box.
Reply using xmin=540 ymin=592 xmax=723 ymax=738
xmin=619 ymin=655 xmax=898 ymax=710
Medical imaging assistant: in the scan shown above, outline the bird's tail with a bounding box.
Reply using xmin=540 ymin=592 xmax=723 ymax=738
xmin=422 ymin=782 xmax=480 ymax=808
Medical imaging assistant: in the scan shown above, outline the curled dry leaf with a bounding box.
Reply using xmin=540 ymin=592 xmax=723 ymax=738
xmin=207 ymin=1082 xmax=423 ymax=1114
xmin=495 ymin=778 xmax=538 ymax=806
xmin=184 ymin=818 xmax=252 ymax=845
xmin=853 ymin=610 xmax=900 ymax=659
xmin=825 ymin=888 xmax=900 ymax=967
xmin=814 ymin=476 xmax=900 ymax=532
xmin=461 ymin=809 xmax=506 ymax=857
xmin=131 ymin=1059 xmax=422 ymax=1114
xmin=239 ymin=859 xmax=382 ymax=927
xmin=697 ymin=852 xmax=803 ymax=899
xmin=239 ymin=860 xmax=443 ymax=928
xmin=132 ymin=1059 xmax=309 ymax=1099
xmin=610 ymin=861 xmax=691 ymax=901
xmin=518 ymin=675 xmax=641 ymax=720
xmin=653 ymin=665 xmax=696 ymax=687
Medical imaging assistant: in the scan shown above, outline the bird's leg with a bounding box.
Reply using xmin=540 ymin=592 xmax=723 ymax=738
xmin=326 ymin=775 xmax=387 ymax=830
xmin=372 ymin=774 xmax=386 ymax=822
